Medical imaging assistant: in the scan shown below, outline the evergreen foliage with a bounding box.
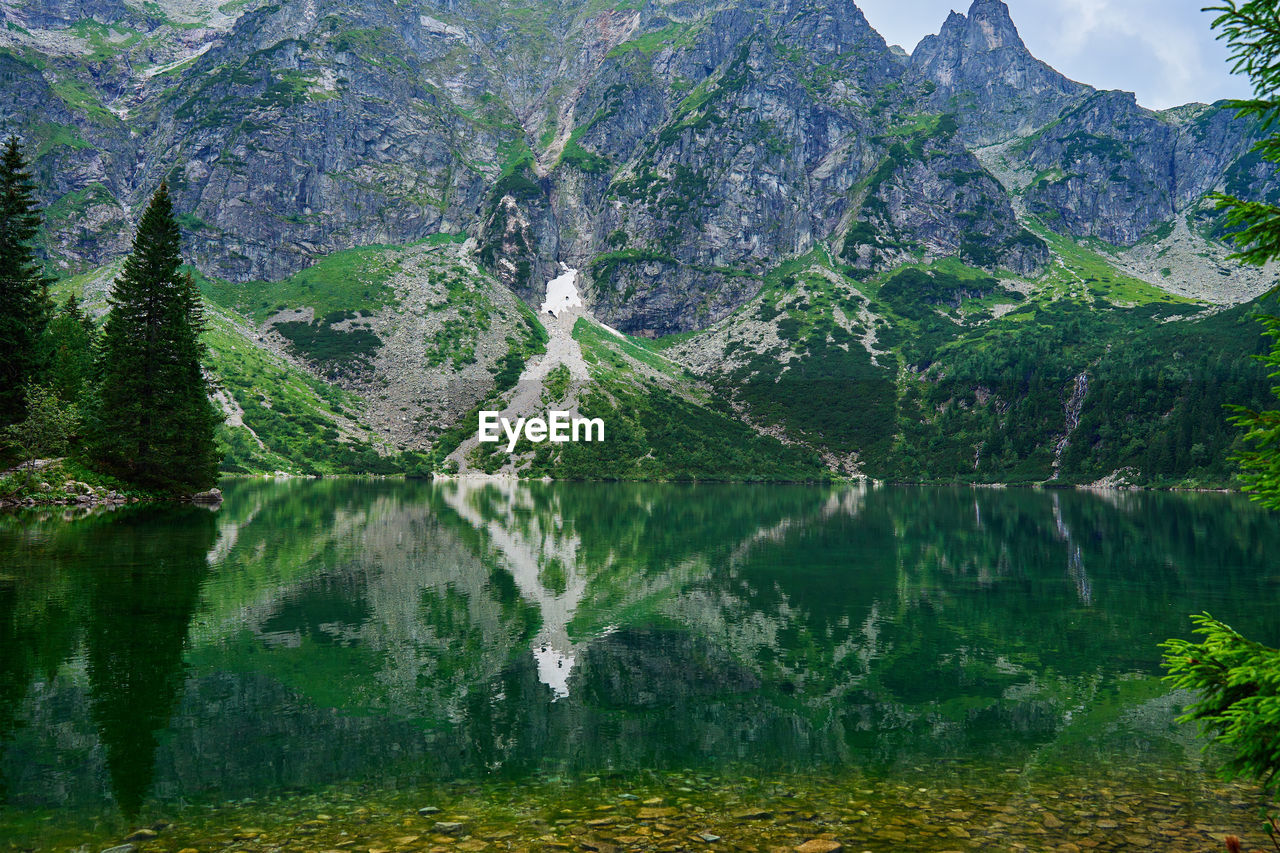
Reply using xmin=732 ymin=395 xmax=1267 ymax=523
xmin=1207 ymin=1 xmax=1280 ymax=507
xmin=511 ymin=380 xmax=827 ymax=482
xmin=717 ymin=263 xmax=1272 ymax=486
xmin=1162 ymin=616 xmax=1280 ymax=799
xmin=273 ymin=310 xmax=383 ymax=374
xmin=899 ymin=298 xmax=1272 ymax=486
xmin=1207 ymin=1 xmax=1280 ymax=267
xmin=88 ymin=183 xmax=222 ymax=492
xmin=729 ymin=319 xmax=898 ymax=462
xmin=1228 ymin=313 xmax=1280 ymax=507
xmin=0 ymin=135 xmax=52 ymax=431
xmin=43 ymin=294 xmax=98 ymax=405
xmin=1160 ymin=7 xmax=1280 ymax=835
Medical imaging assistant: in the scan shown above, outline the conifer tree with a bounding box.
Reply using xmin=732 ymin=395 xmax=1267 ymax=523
xmin=88 ymin=182 xmax=221 ymax=492
xmin=1161 ymin=8 xmax=1280 ymax=842
xmin=44 ymin=294 xmax=97 ymax=405
xmin=0 ymin=135 xmax=52 ymax=430
xmin=1207 ymin=1 xmax=1280 ymax=267
xmin=1206 ymin=1 xmax=1280 ymax=505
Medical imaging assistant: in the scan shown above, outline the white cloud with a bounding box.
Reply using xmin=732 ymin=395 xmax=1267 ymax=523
xmin=1021 ymin=0 xmax=1247 ymax=108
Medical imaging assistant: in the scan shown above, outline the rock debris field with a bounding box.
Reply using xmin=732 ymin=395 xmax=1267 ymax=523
xmin=25 ymin=765 xmax=1272 ymax=853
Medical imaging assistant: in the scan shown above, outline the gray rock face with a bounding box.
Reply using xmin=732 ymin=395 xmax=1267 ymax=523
xmin=139 ymin=0 xmax=501 ymax=281
xmin=2 ymin=0 xmax=132 ymax=30
xmin=1019 ymin=93 xmax=1265 ymax=246
xmin=0 ymin=54 xmax=133 ymax=271
xmin=546 ymin=0 xmax=912 ymax=331
xmin=841 ymin=116 xmax=1047 ymax=275
xmin=3 ymin=0 xmax=1277 ymax=330
xmin=910 ymin=0 xmax=1090 ymax=146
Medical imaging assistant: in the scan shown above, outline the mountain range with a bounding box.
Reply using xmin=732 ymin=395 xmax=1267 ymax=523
xmin=3 ymin=0 xmax=1278 ymax=485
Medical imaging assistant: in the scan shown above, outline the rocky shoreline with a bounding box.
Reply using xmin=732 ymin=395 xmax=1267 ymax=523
xmin=432 ymin=470 xmax=1240 ymax=494
xmin=1 ymin=463 xmax=1242 ymax=511
xmin=18 ymin=767 xmax=1268 ymax=853
xmin=0 ymin=480 xmax=143 ymax=509
xmin=0 ymin=487 xmax=223 ymax=510
xmin=0 ymin=458 xmax=224 ymax=510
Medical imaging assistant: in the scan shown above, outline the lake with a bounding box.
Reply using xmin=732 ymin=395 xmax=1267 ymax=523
xmin=2 ymin=480 xmax=1278 ymax=851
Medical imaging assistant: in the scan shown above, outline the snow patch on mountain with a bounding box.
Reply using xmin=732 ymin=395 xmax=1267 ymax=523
xmin=540 ymin=266 xmax=584 ymax=316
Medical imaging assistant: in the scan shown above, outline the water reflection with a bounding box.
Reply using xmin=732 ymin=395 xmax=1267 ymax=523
xmin=0 ymin=481 xmax=1278 ymax=822
xmin=84 ymin=510 xmax=215 ymax=816
xmin=438 ymin=480 xmax=591 ymax=699
xmin=0 ymin=506 xmax=217 ymax=815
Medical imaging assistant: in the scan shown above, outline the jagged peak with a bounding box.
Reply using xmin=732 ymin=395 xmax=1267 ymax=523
xmin=912 ymin=0 xmax=1079 ymax=81
xmin=769 ymin=0 xmax=895 ymax=66
xmin=910 ymin=0 xmax=1090 ymax=144
xmin=968 ymin=0 xmax=1016 ymax=20
xmin=927 ymin=0 xmax=1024 ymax=54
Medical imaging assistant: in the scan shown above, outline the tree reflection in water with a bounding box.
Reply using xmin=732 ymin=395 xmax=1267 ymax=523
xmin=0 ymin=481 xmax=1277 ymax=822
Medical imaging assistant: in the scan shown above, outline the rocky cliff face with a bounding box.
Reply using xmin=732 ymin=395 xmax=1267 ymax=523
xmin=1 ymin=0 xmax=1274 ymax=332
xmin=0 ymin=51 xmax=134 ymax=267
xmin=910 ymin=0 xmax=1090 ymax=146
xmin=474 ymin=0 xmax=923 ymax=332
xmin=840 ymin=115 xmax=1048 ymax=275
xmin=138 ymin=0 xmax=509 ymax=281
xmin=1016 ymin=92 xmax=1266 ymax=246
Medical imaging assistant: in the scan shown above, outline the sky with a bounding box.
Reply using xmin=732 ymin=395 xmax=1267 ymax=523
xmin=855 ymin=0 xmax=1255 ymax=111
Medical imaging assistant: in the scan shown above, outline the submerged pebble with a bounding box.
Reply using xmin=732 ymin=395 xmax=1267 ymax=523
xmin=794 ymin=841 xmax=842 ymax=853
xmin=12 ymin=765 xmax=1273 ymax=853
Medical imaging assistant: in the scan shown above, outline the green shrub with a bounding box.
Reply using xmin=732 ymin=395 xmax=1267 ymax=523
xmin=274 ymin=316 xmax=382 ymax=371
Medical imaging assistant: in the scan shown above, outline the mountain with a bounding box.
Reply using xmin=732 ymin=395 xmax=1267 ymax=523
xmin=910 ymin=0 xmax=1090 ymax=146
xmin=5 ymin=0 xmax=1279 ymax=485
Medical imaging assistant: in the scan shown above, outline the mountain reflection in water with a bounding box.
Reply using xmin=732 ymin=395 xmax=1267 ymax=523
xmin=1 ymin=480 xmax=1278 ymax=822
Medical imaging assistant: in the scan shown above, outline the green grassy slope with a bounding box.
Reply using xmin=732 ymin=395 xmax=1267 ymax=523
xmin=663 ymin=238 xmax=1274 ymax=487
xmin=52 ymin=263 xmax=395 ymax=475
xmin=49 ymin=216 xmax=1274 ymax=486
xmin=462 ymin=316 xmax=829 ymax=482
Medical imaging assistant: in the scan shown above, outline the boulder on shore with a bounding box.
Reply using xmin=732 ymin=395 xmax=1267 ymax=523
xmin=191 ymin=488 xmax=223 ymax=505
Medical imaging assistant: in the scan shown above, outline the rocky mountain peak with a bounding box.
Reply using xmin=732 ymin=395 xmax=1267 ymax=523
xmin=771 ymin=0 xmax=894 ymax=66
xmin=916 ymin=0 xmax=1047 ymax=81
xmin=911 ymin=0 xmax=1090 ymax=144
xmin=931 ymin=0 xmax=1021 ymax=51
xmin=965 ymin=0 xmax=1020 ymax=39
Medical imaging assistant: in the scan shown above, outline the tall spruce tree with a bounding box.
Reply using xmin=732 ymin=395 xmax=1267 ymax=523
xmin=0 ymin=135 xmax=52 ymax=430
xmin=88 ymin=182 xmax=221 ymax=492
